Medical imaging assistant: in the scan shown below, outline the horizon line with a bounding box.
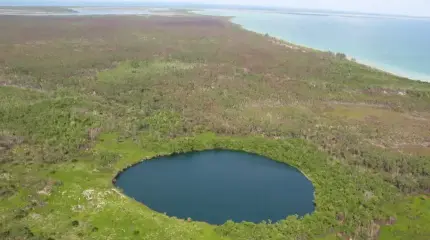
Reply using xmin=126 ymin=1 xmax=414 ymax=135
xmin=1 ymin=1 xmax=430 ymax=18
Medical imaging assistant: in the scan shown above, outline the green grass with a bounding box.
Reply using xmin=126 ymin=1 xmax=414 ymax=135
xmin=1 ymin=132 xmax=402 ymax=239
xmin=0 ymin=14 xmax=429 ymax=240
xmin=379 ymin=196 xmax=430 ymax=240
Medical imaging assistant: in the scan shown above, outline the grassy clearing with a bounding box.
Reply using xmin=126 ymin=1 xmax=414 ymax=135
xmin=379 ymin=196 xmax=430 ymax=240
xmin=0 ymin=15 xmax=429 ymax=239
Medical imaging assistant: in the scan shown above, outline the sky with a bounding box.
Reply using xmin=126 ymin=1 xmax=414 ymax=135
xmin=2 ymin=0 xmax=430 ymax=17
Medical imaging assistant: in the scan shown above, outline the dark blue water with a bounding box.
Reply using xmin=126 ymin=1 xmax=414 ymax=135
xmin=115 ymin=150 xmax=315 ymax=224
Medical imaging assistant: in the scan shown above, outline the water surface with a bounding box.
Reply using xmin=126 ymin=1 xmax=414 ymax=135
xmin=115 ymin=150 xmax=315 ymax=224
xmin=198 ymin=9 xmax=430 ymax=82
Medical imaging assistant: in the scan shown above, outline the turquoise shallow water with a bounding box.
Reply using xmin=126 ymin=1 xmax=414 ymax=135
xmin=3 ymin=3 xmax=429 ymax=82
xmin=115 ymin=150 xmax=315 ymax=224
xmin=198 ymin=9 xmax=430 ymax=82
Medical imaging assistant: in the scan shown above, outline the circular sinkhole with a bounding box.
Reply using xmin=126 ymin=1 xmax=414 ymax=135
xmin=114 ymin=150 xmax=315 ymax=224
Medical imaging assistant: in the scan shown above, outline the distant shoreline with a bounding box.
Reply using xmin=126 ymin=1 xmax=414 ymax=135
xmin=195 ymin=9 xmax=430 ymax=83
xmin=2 ymin=4 xmax=430 ymax=19
xmin=0 ymin=6 xmax=198 ymax=17
xmin=266 ymin=32 xmax=430 ymax=82
xmin=272 ymin=34 xmax=430 ymax=83
xmin=0 ymin=6 xmax=78 ymax=13
xmin=1 ymin=6 xmax=429 ymax=83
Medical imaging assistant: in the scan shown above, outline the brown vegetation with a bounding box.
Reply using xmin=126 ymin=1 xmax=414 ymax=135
xmin=0 ymin=14 xmax=429 ymax=239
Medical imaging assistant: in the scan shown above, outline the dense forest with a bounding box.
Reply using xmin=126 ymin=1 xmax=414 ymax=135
xmin=0 ymin=14 xmax=429 ymax=240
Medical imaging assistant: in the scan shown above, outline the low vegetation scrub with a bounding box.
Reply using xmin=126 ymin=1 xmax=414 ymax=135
xmin=0 ymin=15 xmax=429 ymax=239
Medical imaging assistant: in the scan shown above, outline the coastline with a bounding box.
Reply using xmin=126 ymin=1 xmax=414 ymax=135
xmin=196 ymin=9 xmax=430 ymax=83
xmin=0 ymin=7 xmax=197 ymax=17
xmin=241 ymin=22 xmax=430 ymax=83
xmin=351 ymin=58 xmax=430 ymax=83
xmin=1 ymin=7 xmax=429 ymax=83
xmin=260 ymin=27 xmax=430 ymax=83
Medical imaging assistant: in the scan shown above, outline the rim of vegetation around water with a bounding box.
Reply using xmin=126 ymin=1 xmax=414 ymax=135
xmin=96 ymin=133 xmax=399 ymax=237
xmin=1 ymin=14 xmax=429 ymax=240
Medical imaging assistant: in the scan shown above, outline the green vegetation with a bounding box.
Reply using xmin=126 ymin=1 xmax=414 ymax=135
xmin=379 ymin=196 xmax=430 ymax=240
xmin=0 ymin=14 xmax=429 ymax=239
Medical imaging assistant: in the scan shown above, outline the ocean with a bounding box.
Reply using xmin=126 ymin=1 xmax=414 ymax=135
xmin=1 ymin=1 xmax=429 ymax=82
xmin=197 ymin=9 xmax=430 ymax=82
